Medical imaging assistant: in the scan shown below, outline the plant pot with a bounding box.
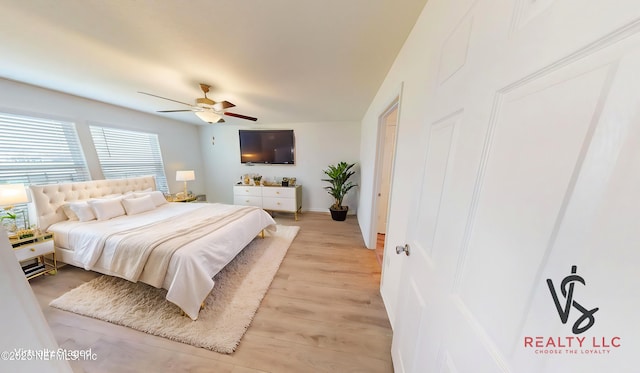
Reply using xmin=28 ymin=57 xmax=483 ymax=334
xmin=329 ymin=206 xmax=348 ymax=221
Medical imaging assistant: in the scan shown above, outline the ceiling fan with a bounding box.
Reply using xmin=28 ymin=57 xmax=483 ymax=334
xmin=139 ymin=83 xmax=258 ymax=123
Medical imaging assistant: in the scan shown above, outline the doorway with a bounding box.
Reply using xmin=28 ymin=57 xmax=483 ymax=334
xmin=374 ymin=101 xmax=399 ymax=266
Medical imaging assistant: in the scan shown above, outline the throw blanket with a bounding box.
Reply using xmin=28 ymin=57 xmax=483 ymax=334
xmin=110 ymin=205 xmax=259 ymax=287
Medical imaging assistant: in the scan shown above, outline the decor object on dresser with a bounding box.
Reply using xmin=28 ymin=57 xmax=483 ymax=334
xmin=322 ymin=162 xmax=357 ymax=221
xmin=0 ymin=183 xmax=30 ymax=235
xmin=176 ymin=170 xmax=195 ymax=198
xmin=50 ymin=224 xmax=299 ymax=353
xmin=234 ymin=184 xmax=302 ymax=220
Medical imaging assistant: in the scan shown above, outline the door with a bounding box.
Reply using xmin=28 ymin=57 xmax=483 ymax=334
xmin=387 ymin=0 xmax=640 ymax=371
xmin=376 ymin=103 xmax=399 ymax=234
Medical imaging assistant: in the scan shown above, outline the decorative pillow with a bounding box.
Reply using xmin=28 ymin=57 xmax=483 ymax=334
xmin=134 ymin=190 xmax=168 ymax=207
xmin=121 ymin=195 xmax=156 ymax=215
xmin=68 ymin=201 xmax=96 ymax=222
xmin=88 ymin=198 xmax=126 ymax=221
xmin=62 ymin=203 xmax=79 ymax=221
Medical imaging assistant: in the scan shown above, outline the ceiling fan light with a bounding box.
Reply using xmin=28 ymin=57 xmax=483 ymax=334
xmin=195 ymin=111 xmax=222 ymax=123
xmin=212 ymin=102 xmax=224 ymax=112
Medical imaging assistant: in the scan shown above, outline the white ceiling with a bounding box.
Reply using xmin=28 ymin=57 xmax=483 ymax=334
xmin=0 ymin=0 xmax=427 ymax=126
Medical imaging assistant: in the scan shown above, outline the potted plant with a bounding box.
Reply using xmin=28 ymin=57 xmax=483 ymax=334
xmin=1 ymin=211 xmax=17 ymax=233
xmin=322 ymin=161 xmax=357 ymax=221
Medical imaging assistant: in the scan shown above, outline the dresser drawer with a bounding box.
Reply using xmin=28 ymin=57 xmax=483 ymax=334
xmin=262 ymin=197 xmax=297 ymax=212
xmin=14 ymin=239 xmax=54 ymax=262
xmin=233 ymin=186 xmax=262 ymax=197
xmin=262 ymin=187 xmax=296 ymax=198
xmin=234 ymin=195 xmax=263 ymax=207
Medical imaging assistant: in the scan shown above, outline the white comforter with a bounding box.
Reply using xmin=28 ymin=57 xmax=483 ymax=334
xmin=48 ymin=203 xmax=276 ymax=320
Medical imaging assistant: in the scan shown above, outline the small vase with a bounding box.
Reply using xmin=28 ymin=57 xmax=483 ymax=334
xmin=3 ymin=220 xmax=17 ymax=235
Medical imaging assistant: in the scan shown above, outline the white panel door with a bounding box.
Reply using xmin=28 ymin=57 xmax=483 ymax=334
xmin=391 ymin=115 xmax=459 ymax=372
xmin=387 ymin=0 xmax=640 ymax=371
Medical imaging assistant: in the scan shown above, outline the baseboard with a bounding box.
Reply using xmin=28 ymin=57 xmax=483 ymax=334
xmin=305 ymin=207 xmax=357 ymax=215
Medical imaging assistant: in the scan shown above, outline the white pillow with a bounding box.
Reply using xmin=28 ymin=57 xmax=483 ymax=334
xmin=68 ymin=201 xmax=96 ymax=222
xmin=121 ymin=195 xmax=156 ymax=215
xmin=101 ymin=193 xmax=122 ymax=199
xmin=88 ymin=198 xmax=125 ymax=221
xmin=134 ymin=190 xmax=167 ymax=207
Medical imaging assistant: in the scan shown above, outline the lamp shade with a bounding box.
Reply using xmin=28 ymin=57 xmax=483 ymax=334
xmin=0 ymin=184 xmax=29 ymax=207
xmin=176 ymin=170 xmax=195 ymax=182
xmin=195 ymin=111 xmax=222 ymax=123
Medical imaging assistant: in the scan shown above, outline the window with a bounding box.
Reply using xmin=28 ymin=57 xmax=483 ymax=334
xmin=0 ymin=112 xmax=90 ymax=229
xmin=0 ymin=113 xmax=90 ymax=185
xmin=89 ymin=126 xmax=168 ymax=193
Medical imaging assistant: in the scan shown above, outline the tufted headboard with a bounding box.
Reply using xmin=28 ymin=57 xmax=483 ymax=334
xmin=29 ymin=176 xmax=157 ymax=231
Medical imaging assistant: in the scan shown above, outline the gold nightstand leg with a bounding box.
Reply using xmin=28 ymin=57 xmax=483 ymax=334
xmin=50 ymin=250 xmax=57 ymax=275
xmin=43 ymin=250 xmax=58 ymax=275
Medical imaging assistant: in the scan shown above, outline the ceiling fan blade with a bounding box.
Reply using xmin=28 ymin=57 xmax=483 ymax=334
xmin=224 ymin=112 xmax=258 ymax=121
xmin=210 ymin=100 xmax=236 ymax=111
xmin=157 ymin=109 xmax=196 ymax=113
xmin=139 ymin=91 xmax=194 ymax=107
xmin=219 ymin=100 xmax=235 ymax=109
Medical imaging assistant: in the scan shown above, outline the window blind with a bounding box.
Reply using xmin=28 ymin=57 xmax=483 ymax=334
xmin=0 ymin=113 xmax=90 ymax=185
xmin=89 ymin=126 xmax=169 ymax=193
xmin=0 ymin=112 xmax=90 ymax=230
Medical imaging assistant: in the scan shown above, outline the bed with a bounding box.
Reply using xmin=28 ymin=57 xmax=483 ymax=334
xmin=29 ymin=176 xmax=276 ymax=320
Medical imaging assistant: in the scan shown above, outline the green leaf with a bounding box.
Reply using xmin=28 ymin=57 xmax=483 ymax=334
xmin=1 ymin=212 xmax=17 ymax=221
xmin=321 ymin=161 xmax=358 ymax=209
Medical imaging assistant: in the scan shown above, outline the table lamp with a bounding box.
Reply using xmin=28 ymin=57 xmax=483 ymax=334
xmin=176 ymin=170 xmax=195 ymax=198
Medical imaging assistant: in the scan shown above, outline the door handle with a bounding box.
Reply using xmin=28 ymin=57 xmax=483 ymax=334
xmin=395 ymin=244 xmax=410 ymax=256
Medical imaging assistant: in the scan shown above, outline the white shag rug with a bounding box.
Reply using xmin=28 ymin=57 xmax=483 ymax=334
xmin=49 ymin=225 xmax=299 ymax=354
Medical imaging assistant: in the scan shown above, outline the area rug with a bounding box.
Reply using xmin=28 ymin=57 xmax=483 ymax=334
xmin=49 ymin=225 xmax=299 ymax=354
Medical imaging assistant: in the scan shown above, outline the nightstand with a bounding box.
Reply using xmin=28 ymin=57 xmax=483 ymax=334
xmin=166 ymin=194 xmax=197 ymax=203
xmin=10 ymin=232 xmax=57 ymax=280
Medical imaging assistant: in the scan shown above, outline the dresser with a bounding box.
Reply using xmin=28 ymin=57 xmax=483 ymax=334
xmin=234 ymin=185 xmax=302 ymax=220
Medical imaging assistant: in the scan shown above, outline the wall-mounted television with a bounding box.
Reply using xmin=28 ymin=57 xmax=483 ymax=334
xmin=239 ymin=129 xmax=295 ymax=164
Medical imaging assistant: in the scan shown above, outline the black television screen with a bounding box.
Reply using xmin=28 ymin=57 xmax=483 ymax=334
xmin=239 ymin=129 xmax=295 ymax=164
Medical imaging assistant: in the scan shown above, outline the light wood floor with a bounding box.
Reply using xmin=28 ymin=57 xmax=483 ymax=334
xmin=29 ymin=212 xmax=392 ymax=373
xmin=376 ymin=233 xmax=385 ymax=267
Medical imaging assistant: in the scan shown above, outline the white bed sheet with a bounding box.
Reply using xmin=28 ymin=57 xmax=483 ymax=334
xmin=48 ymin=202 xmax=276 ymax=320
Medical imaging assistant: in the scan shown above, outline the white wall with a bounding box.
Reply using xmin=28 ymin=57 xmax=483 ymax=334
xmin=0 ymin=78 xmax=206 ymax=195
xmin=358 ymin=16 xmax=433 ymax=248
xmin=198 ymin=121 xmax=360 ymax=213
